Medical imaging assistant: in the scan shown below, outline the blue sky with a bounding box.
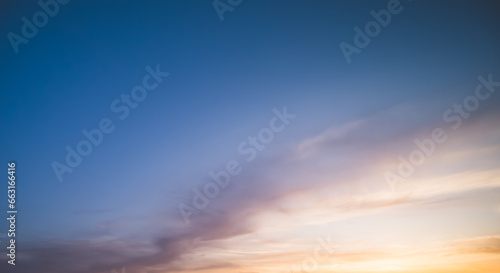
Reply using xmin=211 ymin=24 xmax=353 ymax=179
xmin=1 ymin=1 xmax=500 ymax=273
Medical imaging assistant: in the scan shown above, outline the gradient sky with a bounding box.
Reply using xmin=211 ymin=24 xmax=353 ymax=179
xmin=1 ymin=1 xmax=500 ymax=273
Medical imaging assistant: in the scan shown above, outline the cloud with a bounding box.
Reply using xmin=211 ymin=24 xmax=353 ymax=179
xmin=6 ymin=100 xmax=500 ymax=273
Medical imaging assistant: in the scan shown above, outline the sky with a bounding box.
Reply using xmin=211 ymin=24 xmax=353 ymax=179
xmin=0 ymin=0 xmax=500 ymax=272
